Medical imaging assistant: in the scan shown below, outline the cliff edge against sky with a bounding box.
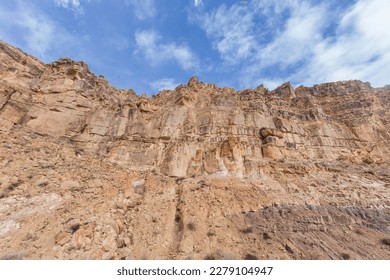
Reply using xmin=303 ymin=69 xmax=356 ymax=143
xmin=0 ymin=40 xmax=389 ymax=260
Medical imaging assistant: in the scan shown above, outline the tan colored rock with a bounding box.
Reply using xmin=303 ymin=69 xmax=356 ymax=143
xmin=55 ymin=232 xmax=69 ymax=246
xmin=131 ymin=179 xmax=145 ymax=195
xmin=0 ymin=40 xmax=389 ymax=260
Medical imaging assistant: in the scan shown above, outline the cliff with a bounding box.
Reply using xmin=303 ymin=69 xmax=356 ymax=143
xmin=1 ymin=40 xmax=389 ymax=260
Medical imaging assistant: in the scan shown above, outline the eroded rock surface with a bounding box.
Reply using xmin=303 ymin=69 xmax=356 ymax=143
xmin=1 ymin=40 xmax=389 ymax=259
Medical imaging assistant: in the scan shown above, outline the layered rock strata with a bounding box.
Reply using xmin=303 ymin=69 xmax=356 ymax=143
xmin=0 ymin=40 xmax=389 ymax=259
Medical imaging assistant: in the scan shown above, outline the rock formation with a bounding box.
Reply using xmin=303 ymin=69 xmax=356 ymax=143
xmin=0 ymin=40 xmax=389 ymax=260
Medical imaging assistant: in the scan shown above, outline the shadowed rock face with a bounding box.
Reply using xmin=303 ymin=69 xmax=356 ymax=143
xmin=1 ymin=40 xmax=389 ymax=260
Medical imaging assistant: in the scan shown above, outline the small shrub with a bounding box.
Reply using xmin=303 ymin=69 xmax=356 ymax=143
xmin=8 ymin=180 xmax=23 ymax=191
xmin=204 ymin=254 xmax=215 ymax=260
xmin=175 ymin=213 xmax=181 ymax=223
xmin=244 ymin=254 xmax=258 ymax=260
xmin=340 ymin=253 xmax=351 ymax=260
xmin=70 ymin=223 xmax=80 ymax=233
xmin=381 ymin=238 xmax=390 ymax=246
xmin=285 ymin=244 xmax=294 ymax=254
xmin=263 ymin=232 xmax=271 ymax=240
xmin=174 ymin=214 xmax=183 ymax=231
xmin=187 ymin=223 xmax=195 ymax=231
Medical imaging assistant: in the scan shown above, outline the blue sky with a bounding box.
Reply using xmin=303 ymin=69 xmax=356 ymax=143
xmin=0 ymin=0 xmax=389 ymax=95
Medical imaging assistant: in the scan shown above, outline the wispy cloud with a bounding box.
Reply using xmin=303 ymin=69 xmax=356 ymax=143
xmin=134 ymin=30 xmax=199 ymax=70
xmin=240 ymin=0 xmax=329 ymax=88
xmin=193 ymin=4 xmax=255 ymax=64
xmin=194 ymin=0 xmax=203 ymax=8
xmin=302 ymin=0 xmax=390 ymax=87
xmin=109 ymin=36 xmax=130 ymax=51
xmin=125 ymin=0 xmax=156 ymax=20
xmin=0 ymin=1 xmax=75 ymax=61
xmin=193 ymin=0 xmax=390 ymax=89
xmin=256 ymin=2 xmax=326 ymax=67
xmin=54 ymin=0 xmax=89 ymax=14
xmin=150 ymin=78 xmax=178 ymax=92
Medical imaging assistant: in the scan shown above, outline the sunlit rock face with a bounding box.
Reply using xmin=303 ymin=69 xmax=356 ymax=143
xmin=1 ymin=40 xmax=389 ymax=260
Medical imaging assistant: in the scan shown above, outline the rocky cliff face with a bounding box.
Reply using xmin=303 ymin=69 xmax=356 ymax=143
xmin=1 ymin=40 xmax=389 ymax=260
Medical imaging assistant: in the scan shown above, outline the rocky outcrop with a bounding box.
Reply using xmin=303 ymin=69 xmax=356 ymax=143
xmin=0 ymin=40 xmax=389 ymax=260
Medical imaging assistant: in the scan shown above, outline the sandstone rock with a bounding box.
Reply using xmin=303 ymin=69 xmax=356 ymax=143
xmin=124 ymin=188 xmax=132 ymax=199
xmin=131 ymin=179 xmax=145 ymax=195
xmin=71 ymin=228 xmax=87 ymax=250
xmin=102 ymin=234 xmax=117 ymax=252
xmin=61 ymin=180 xmax=81 ymax=191
xmin=0 ymin=220 xmax=20 ymax=237
xmin=55 ymin=232 xmax=69 ymax=246
xmin=260 ymin=127 xmax=283 ymax=139
xmin=36 ymin=177 xmax=49 ymax=188
xmin=0 ymin=40 xmax=389 ymax=260
xmin=273 ymin=82 xmax=296 ymax=98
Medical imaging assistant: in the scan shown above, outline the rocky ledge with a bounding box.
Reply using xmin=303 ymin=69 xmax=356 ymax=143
xmin=0 ymin=40 xmax=389 ymax=260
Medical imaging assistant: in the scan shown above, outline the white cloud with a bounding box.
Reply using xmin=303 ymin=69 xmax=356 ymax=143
xmin=20 ymin=12 xmax=56 ymax=57
xmin=54 ymin=0 xmax=89 ymax=14
xmin=194 ymin=0 xmax=390 ymax=89
xmin=125 ymin=0 xmax=156 ymax=20
xmin=169 ymin=45 xmax=198 ymax=70
xmin=194 ymin=4 xmax=256 ymax=63
xmin=303 ymin=0 xmax=390 ymax=87
xmin=55 ymin=0 xmax=80 ymax=9
xmin=150 ymin=78 xmax=178 ymax=91
xmin=257 ymin=3 xmax=326 ymax=66
xmin=194 ymin=0 xmax=203 ymax=8
xmin=135 ymin=30 xmax=199 ymax=70
xmin=0 ymin=1 xmax=74 ymax=60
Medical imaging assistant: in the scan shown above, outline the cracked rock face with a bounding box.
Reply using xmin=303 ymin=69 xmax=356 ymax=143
xmin=1 ymin=40 xmax=390 ymax=260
